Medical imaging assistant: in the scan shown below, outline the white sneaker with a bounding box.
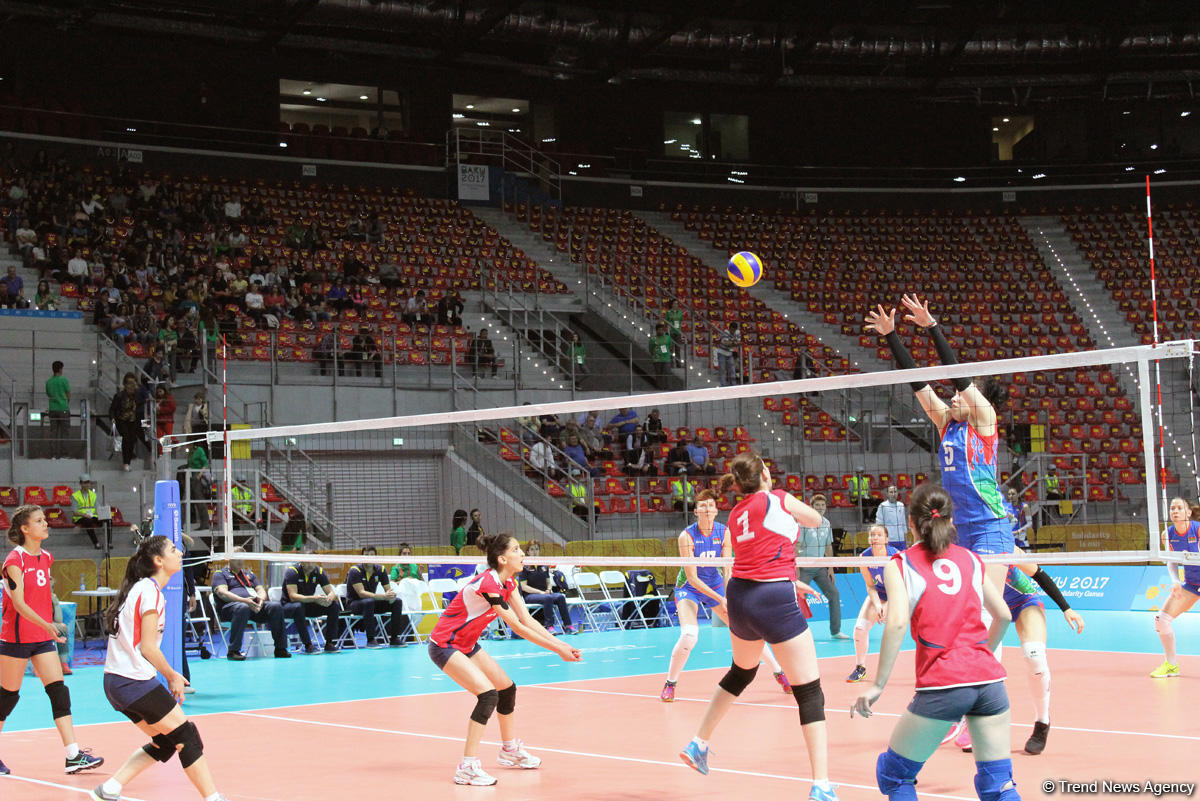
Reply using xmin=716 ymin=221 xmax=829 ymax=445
xmin=497 ymin=740 xmax=541 ymax=769
xmin=454 ymin=759 xmax=498 ymax=786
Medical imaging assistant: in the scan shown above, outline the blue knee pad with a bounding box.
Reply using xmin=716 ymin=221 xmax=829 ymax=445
xmin=876 ymin=748 xmax=923 ymax=801
xmin=974 ymin=758 xmax=1019 ymax=801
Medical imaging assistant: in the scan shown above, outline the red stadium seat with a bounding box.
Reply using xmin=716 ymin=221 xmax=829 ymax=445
xmin=51 ymin=486 xmax=74 ymax=507
xmin=23 ymin=486 xmax=51 ymax=506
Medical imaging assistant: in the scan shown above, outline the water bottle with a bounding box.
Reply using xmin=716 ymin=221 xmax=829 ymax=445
xmin=79 ymin=574 xmax=86 ymax=591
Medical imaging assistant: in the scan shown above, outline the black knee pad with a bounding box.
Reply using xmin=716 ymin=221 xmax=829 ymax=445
xmin=496 ymin=683 xmax=516 ymax=715
xmin=471 ymin=689 xmax=499 ymax=725
xmin=167 ymin=721 xmax=204 ymax=769
xmin=44 ymin=680 xmax=70 ymax=720
xmin=142 ymin=734 xmax=175 ymax=763
xmin=0 ymin=687 xmax=17 ymax=720
xmin=792 ymin=679 xmax=825 ymax=724
xmin=717 ymin=663 xmax=759 ymax=697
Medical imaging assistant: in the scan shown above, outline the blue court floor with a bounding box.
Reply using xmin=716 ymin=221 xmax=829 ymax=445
xmin=3 ymin=610 xmax=1196 ymax=734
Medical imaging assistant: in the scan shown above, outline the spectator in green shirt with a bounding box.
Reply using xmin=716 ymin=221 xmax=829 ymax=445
xmin=664 ymin=299 xmax=684 ymax=366
xmin=390 ymin=542 xmax=422 ymax=581
xmin=650 ymin=322 xmax=673 ymax=385
xmin=450 ymin=508 xmax=468 ymax=554
xmin=568 ymin=331 xmax=587 ymax=388
xmin=45 ymin=360 xmax=70 ymax=459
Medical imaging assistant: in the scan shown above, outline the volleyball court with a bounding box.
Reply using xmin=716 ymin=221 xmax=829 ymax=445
xmin=2 ymin=342 xmax=1197 ymax=800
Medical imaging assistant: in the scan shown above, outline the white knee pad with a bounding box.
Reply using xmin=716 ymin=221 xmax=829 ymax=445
xmin=1021 ymin=641 xmax=1048 ymax=675
xmin=1154 ymin=612 xmax=1175 ymax=635
xmin=678 ymin=624 xmax=699 ymax=648
xmin=855 ymin=617 xmax=874 ymax=631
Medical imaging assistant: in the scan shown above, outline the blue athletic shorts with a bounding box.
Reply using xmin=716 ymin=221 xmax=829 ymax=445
xmin=726 ymin=577 xmax=809 ymax=644
xmin=1182 ymin=582 xmax=1200 ymax=598
xmin=907 ymin=681 xmax=1010 ymax=722
xmin=428 ymin=640 xmax=481 ymax=670
xmin=1003 ymin=584 xmax=1044 ymax=621
xmin=104 ymin=673 xmax=176 ymax=725
xmin=674 ymin=580 xmax=724 ymax=610
xmin=955 ymin=517 xmax=1015 ymax=556
xmin=0 ymin=640 xmax=56 ymax=659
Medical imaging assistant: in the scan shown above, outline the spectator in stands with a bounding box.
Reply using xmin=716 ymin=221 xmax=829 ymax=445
xmin=14 ymin=218 xmax=35 ymax=266
xmin=664 ymin=298 xmax=685 ymax=366
xmin=144 ymin=344 xmax=175 ymax=389
xmin=176 ymin=315 xmax=200 ymax=372
xmin=670 ymin=475 xmax=697 ymax=512
xmin=606 ymin=408 xmax=639 ymax=440
xmin=665 ymin=439 xmax=691 ymax=475
xmin=313 ymin=330 xmax=339 ymax=376
xmin=243 ymin=280 xmax=265 ymax=323
xmin=109 ymin=372 xmax=148 ymax=471
xmin=378 ymin=261 xmax=402 ymax=289
xmin=153 ymin=385 xmax=175 ymax=449
xmin=516 ymin=403 xmax=539 ymax=444
xmin=325 ymin=279 xmax=351 ymax=311
xmin=403 ymin=289 xmax=430 ymax=325
xmin=518 ymin=540 xmax=577 ymax=635
xmin=874 ymin=484 xmax=908 ymax=549
xmin=562 ymin=433 xmax=599 ymax=476
xmin=182 ymin=392 xmax=209 ymax=442
xmin=128 ymin=302 xmax=157 ymax=345
xmin=346 ymin=546 xmax=410 ymax=647
xmin=2 ymin=264 xmax=23 ymax=301
xmin=223 ymin=195 xmax=241 ymax=220
xmin=33 ymin=279 xmax=57 ymax=311
xmin=469 ymin=328 xmax=497 ymax=377
xmin=389 ymin=543 xmax=421 ymax=582
xmin=227 ymin=225 xmax=248 ymax=256
xmin=157 ymin=315 xmax=180 ymax=364
xmin=568 ymin=330 xmax=587 ymax=387
xmin=281 ymin=548 xmax=341 ymax=654
xmin=284 ymin=221 xmax=306 ymax=250
xmin=623 ymin=439 xmax=657 ymax=478
xmin=645 ymin=408 xmax=666 ymax=444
xmin=796 ymin=494 xmax=847 ymax=640
xmin=1044 ymin=467 xmax=1064 ymax=501
xmin=537 ymin=412 xmax=561 ymax=441
xmin=624 ymin=424 xmax=648 ymax=453
xmin=847 ymin=468 xmax=877 ymax=523
xmin=685 ymin=434 xmax=716 ymax=476
xmin=576 ymin=413 xmax=612 ymax=460
xmin=63 ymin=248 xmax=89 ymax=290
xmin=467 ymin=509 xmax=485 ymax=546
xmin=438 ymin=290 xmax=464 ymax=326
xmin=650 ymin=322 xmax=673 ymax=383
xmin=211 ymin=547 xmax=292 ymax=660
xmin=528 ymin=435 xmax=560 ymax=481
xmin=106 ymin=302 xmax=133 ymax=346
xmin=72 ymin=473 xmax=102 ymax=549
xmin=450 ymin=509 xmax=468 ymax=555
xmin=568 ymin=468 xmax=595 ymax=519
xmin=45 ymin=360 xmax=70 ymax=459
xmin=715 ymin=321 xmax=741 ymax=386
xmin=350 ymin=325 xmax=382 ymax=378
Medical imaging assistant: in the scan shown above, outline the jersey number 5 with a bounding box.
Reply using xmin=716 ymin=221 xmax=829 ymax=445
xmin=942 ymin=442 xmax=954 ymax=466
xmin=932 ymin=559 xmax=962 ymax=595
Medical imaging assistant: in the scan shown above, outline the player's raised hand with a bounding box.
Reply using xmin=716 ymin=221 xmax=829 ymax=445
xmin=865 ymin=305 xmax=897 ymax=335
xmin=901 ymin=294 xmax=935 ymax=328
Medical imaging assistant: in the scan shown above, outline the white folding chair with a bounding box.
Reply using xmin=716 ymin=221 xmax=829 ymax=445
xmin=568 ymin=572 xmax=621 ymax=631
xmin=185 ymin=587 xmax=218 ymax=656
xmin=205 ymin=586 xmax=267 ymax=657
xmin=399 ymin=577 xmax=445 ymax=642
xmin=599 ymin=570 xmax=637 ymax=629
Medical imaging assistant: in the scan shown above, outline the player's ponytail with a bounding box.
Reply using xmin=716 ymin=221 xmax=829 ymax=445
xmin=104 ymin=535 xmax=170 ymax=637
xmin=477 ymin=531 xmax=517 ymax=570
xmin=724 ymin=450 xmax=765 ymax=494
xmin=7 ymin=504 xmax=40 ymax=545
xmin=908 ymin=483 xmax=957 ymax=555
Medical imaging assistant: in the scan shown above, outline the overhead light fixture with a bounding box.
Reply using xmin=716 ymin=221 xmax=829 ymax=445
xmin=541 ymin=137 xmax=556 ymax=143
xmin=279 ymin=142 xmax=288 ymax=148
xmin=316 ymin=97 xmax=326 ymax=102
xmin=691 ymin=118 xmax=702 ymax=125
xmin=1002 ymin=117 xmax=1010 ymax=123
xmin=452 ymin=113 xmax=464 ymax=119
xmin=512 ymin=108 xmax=520 ymax=113
xmin=1155 ymin=168 xmax=1167 ymax=174
xmin=992 ymin=127 xmax=999 ymax=132
xmin=1122 ymin=110 xmax=1132 ymax=115
xmin=1150 ymin=143 xmax=1158 ymax=150
xmin=477 ymin=121 xmax=489 ymax=126
xmin=1032 ymin=173 xmax=1046 ymax=179
xmin=1182 ymin=111 xmax=1192 ymax=117
xmin=953 ymin=176 xmax=966 ymax=182
xmin=359 ymin=94 xmax=369 ymax=100
xmin=302 ymin=89 xmax=311 ymax=96
xmin=664 ymin=139 xmax=676 ymax=144
xmin=126 ymin=127 xmax=137 ymax=132
xmin=465 ymin=104 xmax=475 ymax=109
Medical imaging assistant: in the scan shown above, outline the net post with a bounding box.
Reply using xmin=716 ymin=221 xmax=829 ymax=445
xmin=1138 ymin=356 xmax=1163 ymax=560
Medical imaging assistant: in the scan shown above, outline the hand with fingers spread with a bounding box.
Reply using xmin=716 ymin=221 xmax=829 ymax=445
xmin=865 ymin=304 xmax=897 ymax=336
xmin=901 ymin=294 xmax=935 ymax=328
xmin=851 ymin=684 xmax=883 ymax=718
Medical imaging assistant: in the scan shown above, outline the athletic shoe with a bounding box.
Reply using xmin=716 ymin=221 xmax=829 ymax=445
xmin=365 ymin=641 xmax=386 ymax=649
xmin=831 ymin=632 xmax=851 ymax=640
xmin=679 ymin=740 xmax=709 ymax=775
xmin=660 ymin=681 xmax=676 ymax=702
xmin=183 ymin=685 xmax=196 ymax=694
xmin=61 ymin=661 xmax=73 ymax=676
xmin=497 ymin=740 xmax=541 ymax=769
xmin=303 ymin=644 xmax=321 ymax=655
xmin=0 ymin=757 xmax=9 ymax=775
xmin=940 ymin=717 xmax=966 ymax=745
xmin=846 ymin=665 xmax=867 ymax=683
xmin=1025 ymin=721 xmax=1050 ymax=755
xmin=227 ymin=651 xmax=246 ymax=661
xmin=389 ymin=637 xmax=406 ymax=647
xmin=1150 ymin=660 xmax=1180 ymax=678
xmin=810 ymin=784 xmax=841 ymax=801
xmin=323 ymin=645 xmax=341 ymax=653
xmin=773 ymin=671 xmax=792 ymax=693
xmin=273 ymin=649 xmax=292 ymax=659
xmin=89 ymin=786 xmax=119 ymax=801
xmin=566 ymin=625 xmax=580 ymax=634
xmin=955 ymin=724 xmax=973 ymax=752
xmin=454 ymin=759 xmax=497 ymax=786
xmin=65 ymin=749 xmax=103 ymax=774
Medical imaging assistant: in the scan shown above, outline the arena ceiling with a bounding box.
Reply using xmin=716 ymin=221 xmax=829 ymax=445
xmin=6 ymin=0 xmax=1200 ymax=104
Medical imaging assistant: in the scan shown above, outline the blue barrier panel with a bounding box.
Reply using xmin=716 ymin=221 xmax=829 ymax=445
xmin=153 ymin=481 xmax=183 ymax=685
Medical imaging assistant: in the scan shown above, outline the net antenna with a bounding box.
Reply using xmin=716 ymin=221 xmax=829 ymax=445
xmin=208 ymin=343 xmax=1189 ymax=569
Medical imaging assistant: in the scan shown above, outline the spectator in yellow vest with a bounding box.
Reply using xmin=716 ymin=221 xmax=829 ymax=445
xmin=71 ymin=474 xmax=102 ymax=549
xmin=670 ymin=476 xmax=697 ymax=512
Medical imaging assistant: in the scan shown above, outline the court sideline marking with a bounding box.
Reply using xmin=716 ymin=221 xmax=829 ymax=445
xmin=0 ymin=773 xmax=149 ymax=801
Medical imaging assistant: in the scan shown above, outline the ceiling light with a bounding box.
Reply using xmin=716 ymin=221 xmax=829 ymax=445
xmin=692 ymin=118 xmax=701 ymax=125
xmin=992 ymin=127 xmax=999 ymax=132
xmin=953 ymin=176 xmax=966 ymax=183
xmin=302 ymin=89 xmax=311 ymax=96
xmin=512 ymin=108 xmax=521 ymax=113
xmin=316 ymin=97 xmax=326 ymax=102
xmin=1002 ymin=117 xmax=1010 ymax=123
xmin=1150 ymin=143 xmax=1158 ymax=150
xmin=279 ymin=142 xmax=288 ymax=148
xmin=477 ymin=121 xmax=489 ymax=126
xmin=1182 ymin=111 xmax=1192 ymax=117
xmin=1122 ymin=110 xmax=1131 ymax=115
xmin=359 ymin=94 xmax=369 ymax=100
xmin=541 ymin=137 xmax=556 ymax=143
xmin=1154 ymin=168 xmax=1167 ymax=174
xmin=466 ymin=104 xmax=475 ymax=109
xmin=452 ymin=113 xmax=464 ymax=119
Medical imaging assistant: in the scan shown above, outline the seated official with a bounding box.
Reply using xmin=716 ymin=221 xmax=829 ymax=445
xmin=346 ymin=546 xmax=411 ymax=647
xmin=516 ymin=540 xmax=577 ymax=635
xmin=388 ymin=542 xmax=422 ymax=582
xmin=281 ymin=550 xmax=342 ymax=654
xmin=211 ymin=547 xmax=291 ymax=661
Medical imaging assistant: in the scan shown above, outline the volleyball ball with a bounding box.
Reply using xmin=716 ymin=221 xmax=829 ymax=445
xmin=727 ymin=251 xmax=763 ymax=288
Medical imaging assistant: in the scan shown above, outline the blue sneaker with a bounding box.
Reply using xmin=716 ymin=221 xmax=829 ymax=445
xmin=810 ymin=783 xmax=840 ymax=801
xmin=0 ymin=756 xmax=9 ymax=775
xmin=679 ymin=740 xmax=709 ymax=775
xmin=65 ymin=748 xmax=103 ymax=774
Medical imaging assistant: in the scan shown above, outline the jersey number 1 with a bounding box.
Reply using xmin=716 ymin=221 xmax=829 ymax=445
xmin=735 ymin=510 xmax=753 ymax=542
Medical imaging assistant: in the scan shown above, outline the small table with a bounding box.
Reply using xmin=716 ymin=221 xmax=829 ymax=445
xmin=72 ymin=588 xmax=118 ymax=646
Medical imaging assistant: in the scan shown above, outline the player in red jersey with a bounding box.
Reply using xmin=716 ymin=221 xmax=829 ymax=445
xmin=0 ymin=505 xmax=103 ymax=776
xmin=851 ymin=484 xmax=1019 ymax=801
xmin=679 ymin=450 xmax=837 ymax=801
xmin=428 ymin=531 xmax=581 ymax=787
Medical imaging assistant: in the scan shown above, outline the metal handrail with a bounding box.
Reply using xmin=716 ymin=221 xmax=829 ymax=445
xmin=261 ymin=439 xmax=359 ymax=548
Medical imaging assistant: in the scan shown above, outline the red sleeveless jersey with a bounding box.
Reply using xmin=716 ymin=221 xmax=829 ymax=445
xmin=895 ymin=543 xmax=1005 ymax=690
xmin=730 ymin=489 xmax=800 ymax=582
xmin=430 ymin=570 xmax=516 ymax=652
xmin=1 ymin=546 xmax=55 ymax=644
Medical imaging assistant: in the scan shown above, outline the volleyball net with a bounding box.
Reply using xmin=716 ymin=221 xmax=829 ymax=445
xmin=178 ymin=340 xmax=1200 ymax=588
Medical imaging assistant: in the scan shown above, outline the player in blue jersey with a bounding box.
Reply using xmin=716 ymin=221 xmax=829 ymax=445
xmin=1151 ymin=497 xmax=1200 ymax=679
xmin=846 ymin=525 xmax=900 ymax=684
xmin=1004 ymin=488 xmax=1032 ymax=551
xmin=662 ymin=490 xmax=730 ymax=702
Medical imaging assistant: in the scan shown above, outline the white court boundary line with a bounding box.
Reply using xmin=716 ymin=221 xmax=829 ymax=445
xmin=231 ymin=710 xmax=977 ymax=801
xmin=533 ymin=685 xmax=1200 ymax=742
xmin=0 ymin=773 xmax=149 ymax=801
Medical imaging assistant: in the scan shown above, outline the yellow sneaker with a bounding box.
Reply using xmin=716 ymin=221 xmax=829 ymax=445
xmin=1150 ymin=661 xmax=1180 ymax=678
